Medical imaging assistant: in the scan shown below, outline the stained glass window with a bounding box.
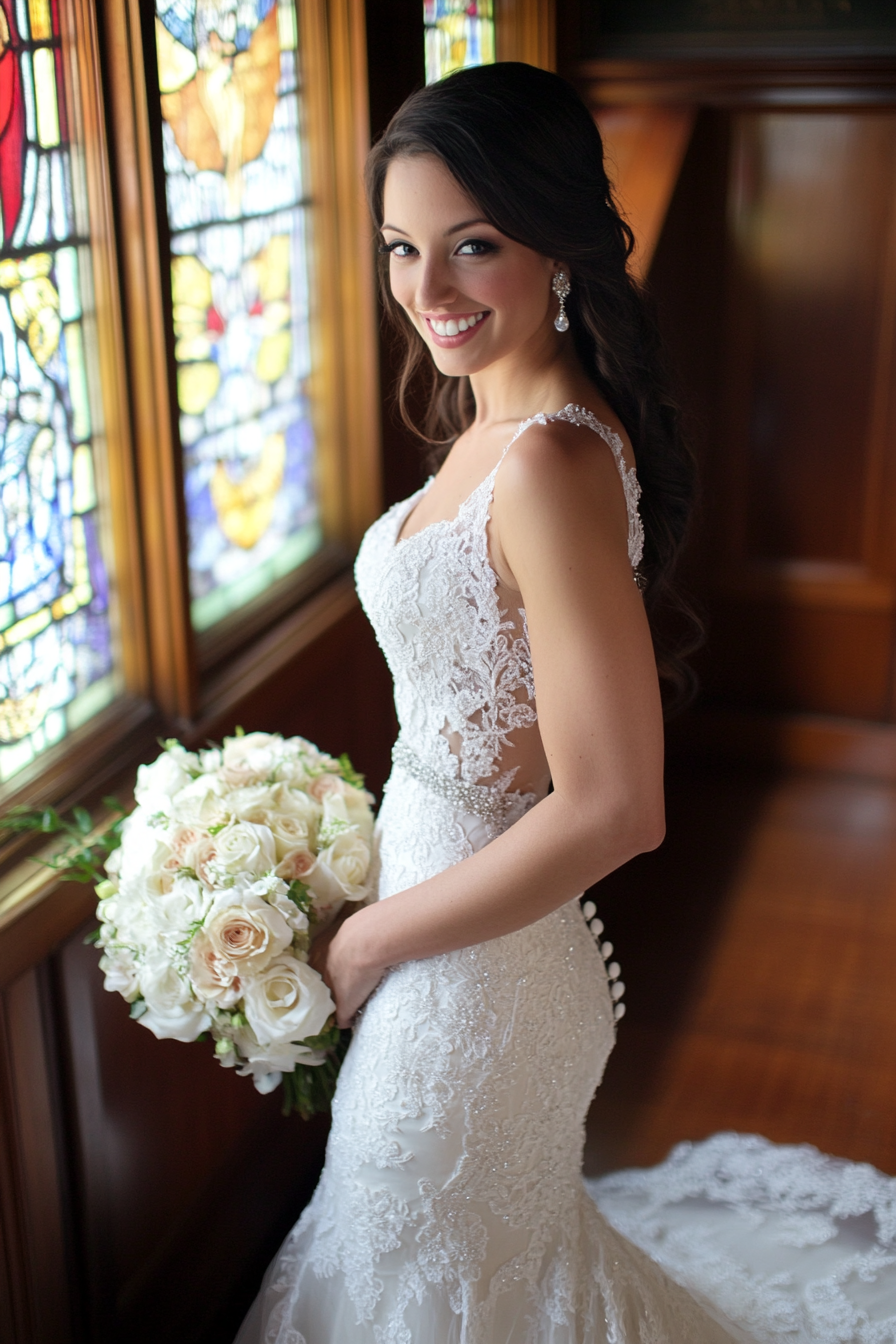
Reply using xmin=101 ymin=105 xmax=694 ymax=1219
xmin=424 ymin=1 xmax=495 ymax=84
xmin=0 ymin=0 xmax=117 ymax=785
xmin=154 ymin=0 xmax=320 ymax=634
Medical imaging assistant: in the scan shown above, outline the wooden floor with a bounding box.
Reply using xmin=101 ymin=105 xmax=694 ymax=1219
xmin=584 ymin=761 xmax=896 ymax=1178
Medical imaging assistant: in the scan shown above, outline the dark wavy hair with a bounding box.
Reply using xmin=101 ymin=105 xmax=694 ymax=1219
xmin=365 ymin=62 xmax=701 ymax=709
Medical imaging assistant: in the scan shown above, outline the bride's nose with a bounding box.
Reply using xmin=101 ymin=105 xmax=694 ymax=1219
xmin=415 ymin=255 xmax=457 ymax=312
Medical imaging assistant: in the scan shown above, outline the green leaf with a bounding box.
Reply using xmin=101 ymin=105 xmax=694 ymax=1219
xmin=338 ymin=753 xmax=366 ymax=790
xmin=287 ymin=879 xmax=312 ymax=917
xmin=129 ymin=999 xmax=148 ymax=1020
xmin=279 ymin=1028 xmax=351 ymax=1118
xmin=0 ymin=798 xmax=129 ymax=886
xmin=83 ymin=926 xmax=102 ymax=945
xmin=73 ymin=806 xmax=92 ymax=835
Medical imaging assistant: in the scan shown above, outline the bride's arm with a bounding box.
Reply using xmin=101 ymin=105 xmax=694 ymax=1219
xmin=324 ymin=421 xmax=666 ymax=1025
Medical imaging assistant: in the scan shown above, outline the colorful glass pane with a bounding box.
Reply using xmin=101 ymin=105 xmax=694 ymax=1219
xmin=155 ymin=0 xmax=320 ymax=632
xmin=0 ymin=0 xmax=117 ymax=785
xmin=424 ymin=0 xmax=495 ymax=84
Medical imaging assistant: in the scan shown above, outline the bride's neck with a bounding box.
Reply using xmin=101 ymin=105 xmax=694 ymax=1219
xmin=467 ymin=337 xmax=598 ymax=430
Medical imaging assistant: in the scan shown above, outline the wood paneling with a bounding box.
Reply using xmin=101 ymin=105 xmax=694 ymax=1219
xmin=0 ymin=597 xmax=396 ymax=1343
xmin=574 ymin=54 xmax=896 ymax=746
xmin=495 ymin=0 xmax=556 ymax=70
xmin=0 ymin=969 xmax=77 ymax=1344
xmin=699 ymin=110 xmax=896 ymax=720
xmin=56 ymin=932 xmax=329 ymax=1343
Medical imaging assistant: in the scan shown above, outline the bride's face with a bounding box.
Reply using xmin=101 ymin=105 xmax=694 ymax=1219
xmin=381 ymin=154 xmax=560 ymax=377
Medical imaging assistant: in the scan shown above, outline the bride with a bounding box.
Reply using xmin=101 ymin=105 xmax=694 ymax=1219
xmin=236 ymin=64 xmax=896 ymax=1344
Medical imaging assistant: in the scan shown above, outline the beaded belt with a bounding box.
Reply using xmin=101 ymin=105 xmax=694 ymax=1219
xmin=391 ymin=740 xmax=514 ymax=826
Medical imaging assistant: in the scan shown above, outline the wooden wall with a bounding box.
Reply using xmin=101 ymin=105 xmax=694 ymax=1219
xmin=1 ymin=603 xmax=397 ymax=1343
xmin=571 ymin=47 xmax=896 ymax=775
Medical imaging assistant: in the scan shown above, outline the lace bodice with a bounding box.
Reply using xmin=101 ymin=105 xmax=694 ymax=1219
xmin=355 ymin=404 xmax=644 ymax=794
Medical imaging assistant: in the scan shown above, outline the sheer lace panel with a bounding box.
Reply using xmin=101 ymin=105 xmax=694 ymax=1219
xmin=355 ymin=404 xmax=643 ymax=799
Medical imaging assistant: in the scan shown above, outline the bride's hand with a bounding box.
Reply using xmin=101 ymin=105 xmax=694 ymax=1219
xmin=310 ymin=907 xmax=385 ymax=1027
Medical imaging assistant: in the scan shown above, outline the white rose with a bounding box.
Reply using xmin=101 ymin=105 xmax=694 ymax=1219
xmin=134 ymin=752 xmax=193 ymax=813
xmin=226 ymin=785 xmax=279 ymax=823
xmin=271 ymin=755 xmax=313 ymax=787
xmin=99 ymin=947 xmax=140 ymax=1001
xmin=139 ymin=955 xmax=211 ymax=1042
xmin=242 ymin=952 xmax=334 ymax=1045
xmin=204 ymin=886 xmax=292 ymax=970
xmin=210 ymin=821 xmax=277 ymax=878
xmin=261 ymin=812 xmax=312 ymax=859
xmin=269 ymin=783 xmax=321 ymax=828
xmin=309 ymin=832 xmax=371 ymax=903
xmin=171 ymin=775 xmax=229 ymax=827
xmin=219 ymin=732 xmax=282 ymax=786
xmin=189 ymin=931 xmax=241 ymax=1007
xmin=116 ymin=811 xmax=168 ymax=883
xmin=148 ymin=874 xmax=210 ymax=951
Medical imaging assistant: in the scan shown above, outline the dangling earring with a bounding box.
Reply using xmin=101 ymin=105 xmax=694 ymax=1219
xmin=552 ymin=270 xmax=571 ymax=332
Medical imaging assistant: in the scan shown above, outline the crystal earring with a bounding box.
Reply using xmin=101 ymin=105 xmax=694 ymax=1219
xmin=552 ymin=270 xmax=571 ymax=332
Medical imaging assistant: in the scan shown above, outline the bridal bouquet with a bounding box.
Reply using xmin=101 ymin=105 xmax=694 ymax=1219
xmin=93 ymin=731 xmax=375 ymax=1115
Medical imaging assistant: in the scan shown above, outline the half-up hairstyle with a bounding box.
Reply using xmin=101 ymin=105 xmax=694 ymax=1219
xmin=365 ymin=62 xmax=701 ymax=710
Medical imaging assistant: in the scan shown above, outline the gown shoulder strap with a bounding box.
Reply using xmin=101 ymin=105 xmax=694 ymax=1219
xmin=497 ymin=403 xmax=645 ymax=574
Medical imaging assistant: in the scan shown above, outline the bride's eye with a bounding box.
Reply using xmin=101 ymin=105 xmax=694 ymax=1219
xmin=456 ymin=238 xmax=497 ymax=257
xmin=380 ymin=240 xmax=417 ymax=258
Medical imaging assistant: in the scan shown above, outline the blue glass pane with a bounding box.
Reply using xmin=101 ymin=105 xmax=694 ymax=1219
xmin=155 ymin=0 xmax=320 ymax=631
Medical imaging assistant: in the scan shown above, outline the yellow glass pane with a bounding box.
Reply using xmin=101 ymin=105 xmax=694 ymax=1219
xmin=28 ymin=0 xmax=52 ymax=39
xmin=33 ymin=48 xmax=61 ymax=149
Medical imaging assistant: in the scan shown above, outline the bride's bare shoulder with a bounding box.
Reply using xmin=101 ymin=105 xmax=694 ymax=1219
xmin=494 ymin=406 xmax=632 ymax=519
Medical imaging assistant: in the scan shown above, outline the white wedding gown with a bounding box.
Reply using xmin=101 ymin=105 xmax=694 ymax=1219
xmin=236 ymin=407 xmax=896 ymax=1344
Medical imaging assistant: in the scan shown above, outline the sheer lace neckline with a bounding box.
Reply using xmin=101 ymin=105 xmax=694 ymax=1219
xmin=394 ymin=402 xmax=640 ymax=560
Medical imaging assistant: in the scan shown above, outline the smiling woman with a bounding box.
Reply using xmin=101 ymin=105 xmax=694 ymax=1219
xmin=233 ymin=62 xmax=716 ymax=1344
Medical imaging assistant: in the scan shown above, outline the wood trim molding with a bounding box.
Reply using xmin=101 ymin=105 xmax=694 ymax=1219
xmin=302 ymin=0 xmax=382 ymax=554
xmin=495 ymin=0 xmax=556 ymax=70
xmin=100 ymin=0 xmax=196 ymax=721
xmin=572 ymin=57 xmax=896 ymax=108
xmin=673 ymin=708 xmax=896 ymax=782
xmin=66 ymin=0 xmax=149 ymax=705
xmin=196 ymin=573 xmax=360 ymax=733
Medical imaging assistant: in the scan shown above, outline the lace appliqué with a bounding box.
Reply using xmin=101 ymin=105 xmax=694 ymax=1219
xmin=354 ymin=403 xmax=644 ymax=801
xmin=591 ymin=1133 xmax=896 ymax=1344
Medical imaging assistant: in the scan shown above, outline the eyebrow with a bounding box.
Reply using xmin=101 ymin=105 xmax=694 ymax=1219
xmin=380 ymin=217 xmax=492 ymax=238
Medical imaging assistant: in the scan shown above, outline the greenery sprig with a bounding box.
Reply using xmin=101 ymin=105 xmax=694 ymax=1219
xmin=0 ymin=798 xmax=127 ymax=885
